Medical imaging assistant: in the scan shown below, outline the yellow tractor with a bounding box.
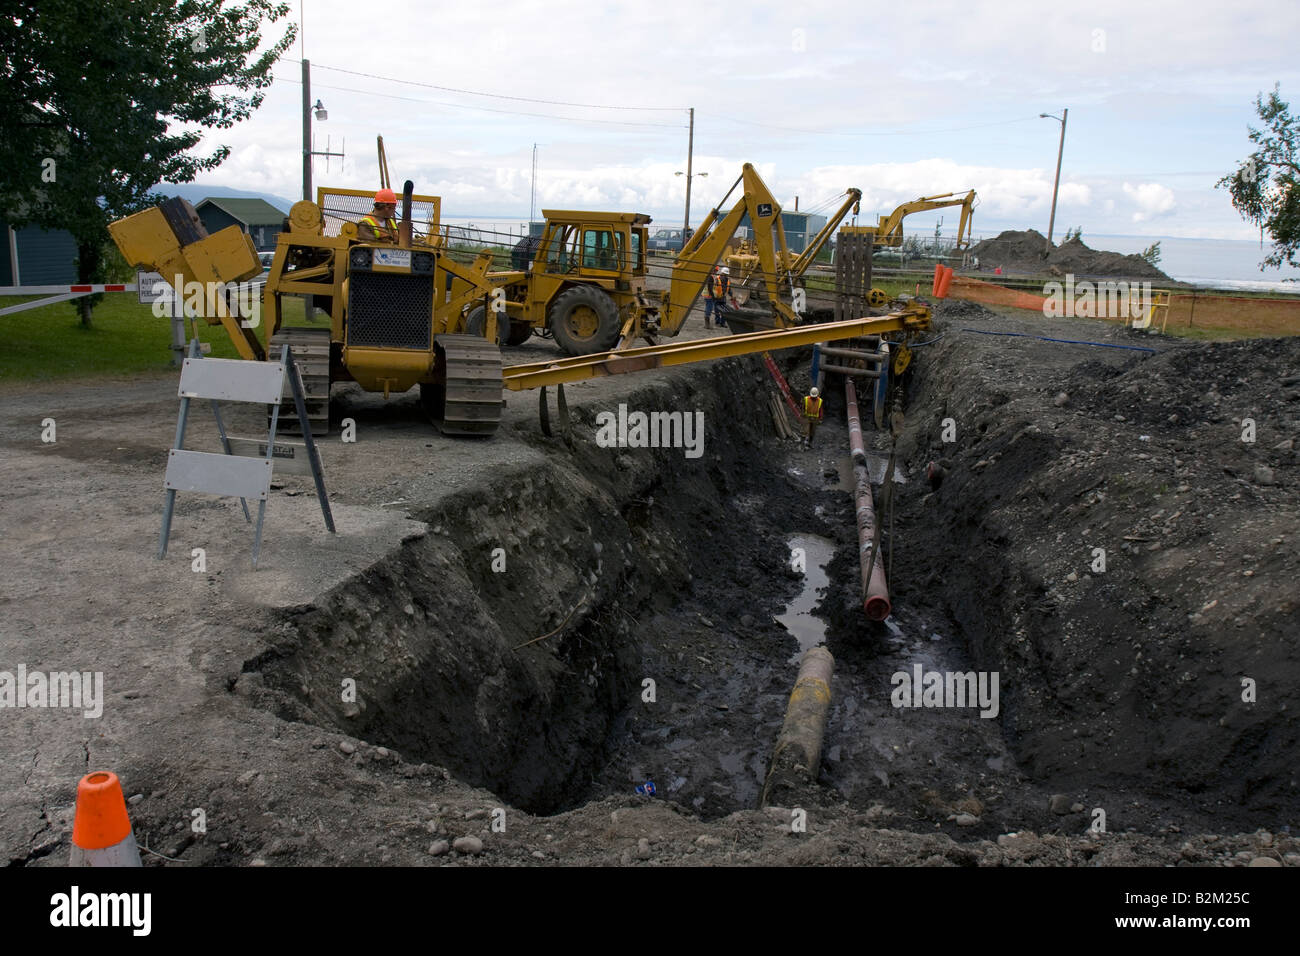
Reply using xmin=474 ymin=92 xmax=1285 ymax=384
xmin=110 ymin=181 xmax=508 ymax=436
xmin=480 ymin=163 xmax=864 ymax=355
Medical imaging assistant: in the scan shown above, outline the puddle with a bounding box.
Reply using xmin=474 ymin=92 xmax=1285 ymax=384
xmin=776 ymin=534 xmax=835 ymax=664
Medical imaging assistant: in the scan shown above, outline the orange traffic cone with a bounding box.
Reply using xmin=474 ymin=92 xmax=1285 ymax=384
xmin=70 ymin=771 xmax=141 ymax=867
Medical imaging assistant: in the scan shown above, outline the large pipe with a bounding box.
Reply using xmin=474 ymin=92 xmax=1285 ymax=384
xmin=821 ymin=362 xmax=882 ymax=378
xmin=818 ymin=346 xmax=885 ymax=362
xmin=845 ymin=380 xmax=891 ymax=621
xmin=760 ymin=646 xmax=834 ymax=808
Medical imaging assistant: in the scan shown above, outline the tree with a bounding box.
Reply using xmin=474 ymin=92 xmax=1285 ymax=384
xmin=0 ymin=0 xmax=295 ymax=326
xmin=1218 ymin=83 xmax=1300 ymax=273
xmin=1139 ymin=241 xmax=1162 ymax=267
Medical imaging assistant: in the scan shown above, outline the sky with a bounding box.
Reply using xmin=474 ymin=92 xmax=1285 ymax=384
xmin=184 ymin=0 xmax=1300 ymax=246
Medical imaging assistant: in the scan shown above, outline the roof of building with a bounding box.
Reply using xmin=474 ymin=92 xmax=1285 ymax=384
xmin=195 ymin=197 xmax=286 ymax=226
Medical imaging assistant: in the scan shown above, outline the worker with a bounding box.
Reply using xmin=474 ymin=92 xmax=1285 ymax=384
xmin=703 ymin=264 xmax=720 ymax=328
xmin=802 ymin=386 xmax=824 ymax=448
xmin=715 ymin=266 xmax=731 ymax=327
xmin=357 ymin=188 xmax=400 ymax=243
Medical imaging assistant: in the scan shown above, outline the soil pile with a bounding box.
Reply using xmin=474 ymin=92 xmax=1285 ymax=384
xmin=895 ymin=309 xmax=1299 ymax=833
xmin=970 ymin=229 xmax=1171 ymax=281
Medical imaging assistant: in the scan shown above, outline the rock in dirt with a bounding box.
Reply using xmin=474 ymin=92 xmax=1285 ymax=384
xmin=453 ymin=836 xmax=484 ymax=855
xmin=955 ymin=813 xmax=980 ymax=827
xmin=428 ymin=840 xmax=450 ymax=857
xmin=1049 ymin=794 xmax=1073 ymax=815
xmin=1248 ymin=856 xmax=1281 ymax=867
xmin=1254 ymin=465 xmax=1276 ymax=485
xmin=338 ymin=741 xmax=356 ymax=755
xmin=636 ymin=837 xmax=651 ymax=860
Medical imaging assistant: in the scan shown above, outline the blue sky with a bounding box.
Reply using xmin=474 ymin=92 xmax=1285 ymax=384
xmin=189 ymin=0 xmax=1300 ymax=243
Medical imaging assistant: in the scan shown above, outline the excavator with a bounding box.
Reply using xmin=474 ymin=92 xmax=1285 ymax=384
xmin=108 ymin=152 xmax=936 ymax=440
xmin=859 ymin=190 xmax=978 ymax=249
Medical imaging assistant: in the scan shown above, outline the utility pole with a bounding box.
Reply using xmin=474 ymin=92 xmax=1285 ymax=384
xmin=301 ymin=59 xmax=343 ymax=204
xmin=302 ymin=58 xmax=311 ymax=201
xmin=683 ymin=107 xmax=694 ymax=239
xmin=1041 ymin=107 xmax=1068 ymax=255
xmin=529 ymin=143 xmax=538 ymax=229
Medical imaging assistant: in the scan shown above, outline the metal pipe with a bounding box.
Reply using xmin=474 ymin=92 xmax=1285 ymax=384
xmin=821 ymin=362 xmax=882 ymax=378
xmin=760 ymin=646 xmax=834 ymax=808
xmin=818 ymin=346 xmax=884 ymax=362
xmin=845 ymin=380 xmax=891 ymax=621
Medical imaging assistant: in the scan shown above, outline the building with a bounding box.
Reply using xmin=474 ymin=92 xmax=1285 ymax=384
xmin=735 ymin=210 xmax=829 ymax=255
xmin=194 ymin=198 xmax=287 ymax=252
xmin=0 ymin=220 xmax=78 ymax=286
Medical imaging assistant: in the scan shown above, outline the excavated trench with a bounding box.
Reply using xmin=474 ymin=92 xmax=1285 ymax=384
xmin=240 ymin=334 xmax=1294 ymax=835
xmin=248 ymin=359 xmax=835 ymax=817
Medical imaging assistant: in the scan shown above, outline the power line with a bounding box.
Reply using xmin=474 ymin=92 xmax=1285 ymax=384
xmin=711 ymin=113 xmax=1043 ymax=137
xmin=273 ymin=74 xmax=685 ymax=129
xmin=284 ymin=57 xmax=683 ymax=112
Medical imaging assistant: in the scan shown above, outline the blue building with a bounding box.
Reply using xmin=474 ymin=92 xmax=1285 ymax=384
xmin=194 ymin=198 xmax=286 ymax=252
xmin=1 ymin=220 xmax=78 ymax=286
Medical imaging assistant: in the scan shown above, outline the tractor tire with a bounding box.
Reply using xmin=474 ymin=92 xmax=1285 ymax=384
xmin=505 ymin=320 xmax=534 ymax=346
xmin=465 ymin=304 xmax=509 ymax=346
xmin=548 ymin=285 xmax=620 ymax=356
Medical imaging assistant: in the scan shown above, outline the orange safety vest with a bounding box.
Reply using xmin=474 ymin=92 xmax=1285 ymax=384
xmin=705 ymin=271 xmax=717 ymax=299
xmin=360 ymin=214 xmax=397 ymax=239
xmin=803 ymin=395 xmax=823 ymax=419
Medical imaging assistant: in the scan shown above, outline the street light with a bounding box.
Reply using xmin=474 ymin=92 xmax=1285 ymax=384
xmin=1040 ymin=108 xmax=1068 ymax=255
xmin=676 ymin=170 xmax=707 ymax=243
xmin=313 ymin=99 xmax=328 ymax=121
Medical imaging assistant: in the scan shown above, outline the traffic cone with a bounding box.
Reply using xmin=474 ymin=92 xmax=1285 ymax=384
xmin=70 ymin=771 xmax=142 ymax=867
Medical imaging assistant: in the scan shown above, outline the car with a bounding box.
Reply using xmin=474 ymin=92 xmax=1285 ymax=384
xmin=258 ymin=251 xmax=274 ymax=271
xmin=648 ymin=227 xmax=693 ymax=254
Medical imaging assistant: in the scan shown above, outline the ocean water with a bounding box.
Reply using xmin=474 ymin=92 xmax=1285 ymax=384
xmin=1084 ymin=235 xmax=1300 ymax=293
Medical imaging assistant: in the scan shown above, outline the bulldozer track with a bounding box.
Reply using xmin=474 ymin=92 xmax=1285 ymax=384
xmin=269 ymin=327 xmax=332 ymax=436
xmin=434 ymin=334 xmax=505 ymax=437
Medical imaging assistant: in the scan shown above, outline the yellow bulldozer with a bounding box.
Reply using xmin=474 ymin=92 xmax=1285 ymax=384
xmin=110 ymin=180 xmax=508 ymax=436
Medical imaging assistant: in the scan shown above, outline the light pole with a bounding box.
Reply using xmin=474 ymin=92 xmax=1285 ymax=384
xmin=675 ymin=169 xmax=707 ymax=242
xmin=301 ymin=59 xmax=342 ymax=202
xmin=1040 ymin=108 xmax=1068 ymax=255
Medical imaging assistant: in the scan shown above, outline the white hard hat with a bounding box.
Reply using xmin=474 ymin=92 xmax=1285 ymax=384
xmin=720 ymin=266 xmax=730 ymax=275
xmin=809 ymin=387 xmax=819 ymax=398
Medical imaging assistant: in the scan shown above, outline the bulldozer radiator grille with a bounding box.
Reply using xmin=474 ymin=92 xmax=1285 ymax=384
xmin=347 ymin=271 xmax=433 ymax=349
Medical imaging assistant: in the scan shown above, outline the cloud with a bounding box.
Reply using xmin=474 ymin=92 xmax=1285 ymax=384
xmin=1123 ymin=182 xmax=1176 ymax=221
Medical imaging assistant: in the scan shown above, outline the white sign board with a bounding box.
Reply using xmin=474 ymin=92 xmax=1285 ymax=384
xmin=137 ymin=271 xmax=174 ymax=305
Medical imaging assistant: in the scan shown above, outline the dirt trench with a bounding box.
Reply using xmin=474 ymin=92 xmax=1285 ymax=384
xmin=223 ymin=312 xmax=1297 ymax=846
xmin=239 ymin=358 xmax=833 ymax=818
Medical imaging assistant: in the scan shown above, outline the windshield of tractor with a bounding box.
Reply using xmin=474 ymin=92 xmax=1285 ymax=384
xmin=582 ymin=228 xmax=620 ymax=272
xmin=545 ymin=224 xmax=579 ymax=273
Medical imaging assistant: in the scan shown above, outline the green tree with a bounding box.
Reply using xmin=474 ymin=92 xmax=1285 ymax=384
xmin=0 ymin=0 xmax=295 ymax=326
xmin=1218 ymin=83 xmax=1300 ymax=272
xmin=1139 ymin=241 xmax=1162 ymax=267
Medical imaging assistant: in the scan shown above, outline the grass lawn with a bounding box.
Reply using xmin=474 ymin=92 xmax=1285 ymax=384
xmin=0 ymin=293 xmax=314 ymax=383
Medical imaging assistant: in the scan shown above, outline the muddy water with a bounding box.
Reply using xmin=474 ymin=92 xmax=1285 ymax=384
xmin=776 ymin=534 xmax=836 ymax=664
xmin=834 ymin=452 xmax=909 ymax=491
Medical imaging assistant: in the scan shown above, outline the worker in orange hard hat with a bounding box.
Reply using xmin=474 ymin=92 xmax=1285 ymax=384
xmin=357 ymin=188 xmax=399 ymax=242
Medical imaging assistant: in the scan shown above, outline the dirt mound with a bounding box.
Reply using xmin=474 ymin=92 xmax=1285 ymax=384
xmin=895 ymin=313 xmax=1299 ymax=831
xmin=970 ymin=230 xmax=1170 ymax=281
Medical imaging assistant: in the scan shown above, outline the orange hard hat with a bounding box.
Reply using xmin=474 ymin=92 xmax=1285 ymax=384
xmin=375 ymin=188 xmax=398 ymax=205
